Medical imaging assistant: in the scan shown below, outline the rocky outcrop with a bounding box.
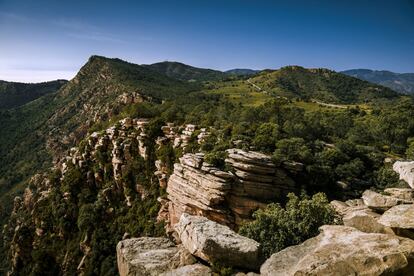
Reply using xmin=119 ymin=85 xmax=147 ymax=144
xmin=165 ymin=153 xmax=234 ymax=230
xmin=161 ymin=149 xmax=297 ymax=231
xmin=332 ymin=187 xmax=414 ymax=235
xmin=260 ymin=225 xmax=414 ymax=276
xmin=116 ymin=237 xmax=195 ymax=276
xmin=175 ymin=214 xmax=261 ymax=270
xmin=393 ymin=161 xmax=414 ymax=188
xmin=378 ymin=204 xmax=414 ymax=239
xmin=226 ymin=149 xmax=296 ymax=200
xmin=332 ymin=199 xmax=393 ymax=234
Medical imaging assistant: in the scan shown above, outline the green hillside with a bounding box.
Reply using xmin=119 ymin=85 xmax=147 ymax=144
xmin=248 ymin=66 xmax=400 ymax=103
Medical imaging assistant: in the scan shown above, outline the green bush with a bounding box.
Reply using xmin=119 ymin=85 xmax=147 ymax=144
xmin=204 ymin=151 xmax=227 ymax=169
xmin=374 ymin=166 xmax=404 ymax=189
xmin=406 ymin=138 xmax=414 ymax=160
xmin=239 ymin=192 xmax=339 ymax=259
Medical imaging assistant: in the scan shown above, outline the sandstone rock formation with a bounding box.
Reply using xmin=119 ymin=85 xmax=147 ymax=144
xmin=116 ymin=237 xmax=195 ymax=276
xmin=160 ymin=264 xmax=212 ymax=276
xmin=344 ymin=209 xmax=394 ymax=235
xmin=175 ymin=214 xmax=261 ymax=270
xmin=332 ymin=186 xmax=414 ymax=235
xmin=393 ymin=161 xmax=414 ymax=188
xmin=165 ymin=153 xmax=234 ymax=230
xmin=161 ymin=149 xmax=297 ymax=231
xmin=260 ymin=225 xmax=414 ymax=276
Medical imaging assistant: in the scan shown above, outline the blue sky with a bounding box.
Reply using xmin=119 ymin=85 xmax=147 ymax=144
xmin=0 ymin=0 xmax=413 ymax=82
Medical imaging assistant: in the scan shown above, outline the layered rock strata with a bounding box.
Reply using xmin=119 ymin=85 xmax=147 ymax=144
xmin=162 ymin=149 xmax=298 ymax=231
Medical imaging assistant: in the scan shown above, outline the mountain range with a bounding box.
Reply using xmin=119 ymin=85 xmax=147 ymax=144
xmin=341 ymin=69 xmax=414 ymax=94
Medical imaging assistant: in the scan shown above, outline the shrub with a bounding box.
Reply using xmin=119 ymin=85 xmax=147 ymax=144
xmin=406 ymin=138 xmax=414 ymax=160
xmin=239 ymin=192 xmax=339 ymax=259
xmin=204 ymin=151 xmax=227 ymax=169
xmin=374 ymin=166 xmax=405 ymax=189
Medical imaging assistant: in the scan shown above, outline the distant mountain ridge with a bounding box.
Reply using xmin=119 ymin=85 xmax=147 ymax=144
xmin=146 ymin=61 xmax=226 ymax=81
xmin=146 ymin=61 xmax=260 ymax=81
xmin=341 ymin=69 xmax=414 ymax=94
xmin=248 ymin=66 xmax=400 ymax=103
xmin=225 ymin=68 xmax=259 ymax=75
xmin=0 ymin=79 xmax=67 ymax=109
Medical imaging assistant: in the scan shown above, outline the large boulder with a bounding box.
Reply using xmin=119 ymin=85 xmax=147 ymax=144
xmin=393 ymin=161 xmax=414 ymax=188
xmin=117 ymin=237 xmax=195 ymax=276
xmin=361 ymin=190 xmax=410 ymax=212
xmin=379 ymin=204 xmax=414 ymax=239
xmin=175 ymin=214 xmax=261 ymax=270
xmin=260 ymin=225 xmax=414 ymax=276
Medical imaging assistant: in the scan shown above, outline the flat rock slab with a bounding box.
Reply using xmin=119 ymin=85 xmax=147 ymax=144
xmin=160 ymin=264 xmax=212 ymax=276
xmin=362 ymin=190 xmax=409 ymax=212
xmin=175 ymin=213 xmax=261 ymax=270
xmin=226 ymin=149 xmax=275 ymax=167
xmin=225 ymin=158 xmax=276 ymax=175
xmin=260 ymin=225 xmax=414 ymax=276
xmin=384 ymin=188 xmax=414 ymax=201
xmin=117 ymin=237 xmax=195 ymax=276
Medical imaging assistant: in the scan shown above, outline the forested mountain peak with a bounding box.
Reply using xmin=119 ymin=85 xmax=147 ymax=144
xmin=248 ymin=66 xmax=400 ymax=103
xmin=145 ymin=60 xmax=226 ymax=81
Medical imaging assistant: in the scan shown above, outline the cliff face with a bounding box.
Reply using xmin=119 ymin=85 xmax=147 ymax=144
xmin=160 ymin=149 xmax=299 ymax=233
xmin=3 ymin=117 xmax=165 ymax=275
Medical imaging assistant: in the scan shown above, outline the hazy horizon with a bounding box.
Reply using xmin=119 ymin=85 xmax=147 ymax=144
xmin=1 ymin=0 xmax=413 ymax=82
